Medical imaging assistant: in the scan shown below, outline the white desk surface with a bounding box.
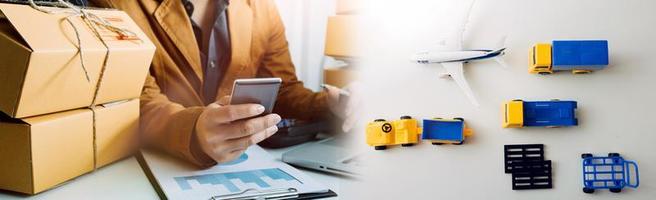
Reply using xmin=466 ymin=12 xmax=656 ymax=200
xmin=0 ymin=157 xmax=159 ymax=200
xmin=350 ymin=0 xmax=656 ymax=199
xmin=0 ymin=146 xmax=345 ymax=200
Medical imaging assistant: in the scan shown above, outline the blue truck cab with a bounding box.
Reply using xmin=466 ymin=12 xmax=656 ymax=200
xmin=503 ymin=99 xmax=578 ymax=128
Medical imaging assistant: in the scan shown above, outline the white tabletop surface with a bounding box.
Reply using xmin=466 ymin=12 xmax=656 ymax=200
xmin=0 ymin=157 xmax=159 ymax=200
xmin=0 ymin=145 xmax=345 ymax=200
xmin=349 ymin=0 xmax=656 ymax=199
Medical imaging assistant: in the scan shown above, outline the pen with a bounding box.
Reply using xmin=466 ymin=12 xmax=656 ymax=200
xmin=321 ymin=84 xmax=350 ymax=97
xmin=321 ymin=84 xmax=350 ymax=106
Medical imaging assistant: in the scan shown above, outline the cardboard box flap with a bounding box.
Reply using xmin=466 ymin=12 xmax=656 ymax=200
xmin=0 ymin=15 xmax=28 ymax=49
xmin=0 ymin=20 xmax=32 ymax=117
xmin=0 ymin=3 xmax=107 ymax=52
xmin=0 ymin=3 xmax=155 ymax=52
xmin=0 ymin=3 xmax=155 ymax=118
xmin=21 ymin=108 xmax=89 ymax=125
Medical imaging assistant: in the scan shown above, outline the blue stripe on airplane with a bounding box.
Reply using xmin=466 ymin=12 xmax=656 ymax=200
xmin=438 ymin=49 xmax=504 ymax=63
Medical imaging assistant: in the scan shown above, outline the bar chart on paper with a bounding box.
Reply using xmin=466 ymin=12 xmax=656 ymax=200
xmin=141 ymin=146 xmax=330 ymax=200
xmin=173 ymin=168 xmax=301 ymax=193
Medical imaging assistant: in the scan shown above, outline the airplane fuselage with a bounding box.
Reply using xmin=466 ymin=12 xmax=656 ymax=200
xmin=412 ymin=49 xmax=505 ymax=64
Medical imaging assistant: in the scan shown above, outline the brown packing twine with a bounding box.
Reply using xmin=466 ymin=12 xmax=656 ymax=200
xmin=27 ymin=0 xmax=142 ymax=170
xmin=27 ymin=0 xmax=139 ymax=81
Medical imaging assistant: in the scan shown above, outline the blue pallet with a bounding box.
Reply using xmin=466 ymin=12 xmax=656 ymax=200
xmin=552 ymin=40 xmax=609 ymax=70
xmin=582 ymin=154 xmax=639 ymax=192
xmin=421 ymin=119 xmax=464 ymax=141
xmin=523 ymin=101 xmax=578 ymax=127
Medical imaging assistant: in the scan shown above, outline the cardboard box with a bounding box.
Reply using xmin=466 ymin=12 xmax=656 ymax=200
xmin=0 ymin=109 xmax=94 ymax=194
xmin=336 ymin=0 xmax=362 ymax=14
xmin=324 ymin=67 xmax=356 ymax=88
xmin=0 ymin=3 xmax=155 ymax=118
xmin=94 ymin=99 xmax=140 ymax=168
xmin=0 ymin=99 xmax=139 ymax=194
xmin=324 ymin=15 xmax=361 ymax=58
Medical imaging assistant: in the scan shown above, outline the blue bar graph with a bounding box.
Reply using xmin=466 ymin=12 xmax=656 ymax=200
xmin=174 ymin=168 xmax=299 ymax=193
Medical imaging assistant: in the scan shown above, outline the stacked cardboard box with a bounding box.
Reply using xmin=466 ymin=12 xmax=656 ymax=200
xmin=324 ymin=0 xmax=361 ymax=58
xmin=323 ymin=0 xmax=362 ymax=87
xmin=0 ymin=3 xmax=155 ymax=194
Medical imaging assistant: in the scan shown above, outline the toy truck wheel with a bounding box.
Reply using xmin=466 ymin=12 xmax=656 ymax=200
xmin=401 ymin=143 xmax=414 ymax=147
xmin=400 ymin=116 xmax=412 ymax=120
xmin=374 ymin=119 xmax=386 ymax=122
xmin=432 ymin=142 xmax=444 ymax=145
xmin=583 ymin=187 xmax=595 ymax=194
xmin=538 ymin=72 xmax=551 ymax=75
xmin=374 ymin=146 xmax=387 ymax=150
xmin=454 ymin=140 xmax=464 ymax=145
xmin=581 ymin=153 xmax=593 ymax=159
xmin=608 ymin=153 xmax=620 ymax=157
xmin=609 ymin=188 xmax=622 ymax=193
xmin=573 ymin=70 xmax=592 ymax=74
xmin=453 ymin=117 xmax=465 ymax=122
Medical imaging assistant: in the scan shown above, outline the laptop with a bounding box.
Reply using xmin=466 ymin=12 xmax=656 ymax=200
xmin=282 ymin=136 xmax=363 ymax=177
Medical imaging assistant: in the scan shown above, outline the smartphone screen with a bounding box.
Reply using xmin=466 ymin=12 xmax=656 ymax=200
xmin=229 ymin=78 xmax=282 ymax=114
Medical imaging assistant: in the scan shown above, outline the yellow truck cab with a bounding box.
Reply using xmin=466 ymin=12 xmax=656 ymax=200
xmin=366 ymin=119 xmax=394 ymax=149
xmin=366 ymin=116 xmax=421 ymax=150
xmin=529 ymin=43 xmax=553 ymax=74
xmin=503 ymin=100 xmax=524 ymax=128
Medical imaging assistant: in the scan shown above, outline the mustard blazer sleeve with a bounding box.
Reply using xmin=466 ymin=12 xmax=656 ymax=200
xmin=140 ymin=74 xmax=216 ymax=167
xmin=256 ymin=0 xmax=331 ymax=121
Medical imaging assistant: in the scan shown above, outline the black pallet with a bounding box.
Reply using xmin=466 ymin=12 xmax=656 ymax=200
xmin=504 ymin=144 xmax=545 ymax=174
xmin=510 ymin=160 xmax=553 ymax=190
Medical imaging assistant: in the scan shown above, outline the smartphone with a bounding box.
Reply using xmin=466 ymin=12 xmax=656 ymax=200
xmin=229 ymin=78 xmax=282 ymax=114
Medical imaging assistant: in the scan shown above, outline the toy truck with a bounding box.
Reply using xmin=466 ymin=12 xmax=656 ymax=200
xmin=421 ymin=118 xmax=473 ymax=145
xmin=366 ymin=116 xmax=421 ymax=150
xmin=529 ymin=40 xmax=609 ymax=74
xmin=581 ymin=153 xmax=639 ymax=193
xmin=503 ymin=99 xmax=578 ymax=128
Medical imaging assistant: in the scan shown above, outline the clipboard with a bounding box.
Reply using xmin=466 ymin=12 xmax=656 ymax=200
xmin=136 ymin=147 xmax=337 ymax=200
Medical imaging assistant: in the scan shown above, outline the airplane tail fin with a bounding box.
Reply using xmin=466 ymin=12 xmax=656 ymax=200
xmin=494 ymin=57 xmax=510 ymax=69
xmin=493 ymin=36 xmax=509 ymax=68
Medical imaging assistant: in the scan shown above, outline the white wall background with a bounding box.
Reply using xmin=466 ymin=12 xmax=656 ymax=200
xmin=340 ymin=0 xmax=656 ymax=199
xmin=274 ymin=0 xmax=337 ymax=91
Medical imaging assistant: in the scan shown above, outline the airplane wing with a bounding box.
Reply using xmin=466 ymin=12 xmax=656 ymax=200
xmin=442 ymin=62 xmax=480 ymax=106
xmin=445 ymin=0 xmax=476 ymax=51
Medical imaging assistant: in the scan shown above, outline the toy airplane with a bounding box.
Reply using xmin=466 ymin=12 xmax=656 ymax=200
xmin=410 ymin=0 xmax=508 ymax=106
